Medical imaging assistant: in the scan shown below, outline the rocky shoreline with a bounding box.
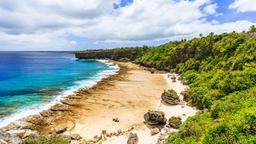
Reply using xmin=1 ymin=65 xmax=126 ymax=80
xmin=0 ymin=62 xmax=124 ymax=144
xmin=0 ymin=62 xmax=197 ymax=144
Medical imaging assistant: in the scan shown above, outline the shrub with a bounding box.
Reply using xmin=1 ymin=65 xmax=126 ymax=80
xmin=24 ymin=135 xmax=69 ymax=144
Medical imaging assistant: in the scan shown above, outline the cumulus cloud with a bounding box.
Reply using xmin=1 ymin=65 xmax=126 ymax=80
xmin=229 ymin=0 xmax=256 ymax=13
xmin=203 ymin=3 xmax=218 ymax=15
xmin=0 ymin=0 xmax=255 ymax=50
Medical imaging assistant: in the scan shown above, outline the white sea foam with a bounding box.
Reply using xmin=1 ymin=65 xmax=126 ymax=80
xmin=0 ymin=60 xmax=119 ymax=128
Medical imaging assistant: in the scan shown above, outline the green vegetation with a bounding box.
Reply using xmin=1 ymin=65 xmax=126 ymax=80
xmin=24 ymin=135 xmax=69 ymax=144
xmin=77 ymin=25 xmax=256 ymax=143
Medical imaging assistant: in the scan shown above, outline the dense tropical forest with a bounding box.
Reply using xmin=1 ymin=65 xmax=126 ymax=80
xmin=76 ymin=26 xmax=256 ymax=144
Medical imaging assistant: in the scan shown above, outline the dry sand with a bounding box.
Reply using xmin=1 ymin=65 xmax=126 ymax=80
xmin=101 ymin=73 xmax=197 ymax=144
xmin=68 ymin=62 xmax=197 ymax=144
xmin=68 ymin=62 xmax=168 ymax=140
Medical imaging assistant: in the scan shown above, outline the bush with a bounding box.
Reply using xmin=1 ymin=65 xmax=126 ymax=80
xmin=24 ymin=135 xmax=69 ymax=144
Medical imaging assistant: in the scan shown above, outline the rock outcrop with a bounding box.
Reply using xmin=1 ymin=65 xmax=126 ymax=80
xmin=168 ymin=116 xmax=182 ymax=129
xmin=127 ymin=133 xmax=138 ymax=144
xmin=161 ymin=89 xmax=180 ymax=105
xmin=180 ymin=89 xmax=191 ymax=102
xmin=150 ymin=128 xmax=160 ymax=135
xmin=144 ymin=111 xmax=167 ymax=125
xmin=50 ymin=104 xmax=69 ymax=111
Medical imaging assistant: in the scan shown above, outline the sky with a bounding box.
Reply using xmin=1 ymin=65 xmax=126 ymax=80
xmin=0 ymin=0 xmax=256 ymax=51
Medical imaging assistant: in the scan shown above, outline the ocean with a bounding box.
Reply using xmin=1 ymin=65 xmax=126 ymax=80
xmin=0 ymin=51 xmax=119 ymax=127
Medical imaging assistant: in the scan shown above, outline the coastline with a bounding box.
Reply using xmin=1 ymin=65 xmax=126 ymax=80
xmin=0 ymin=60 xmax=119 ymax=129
xmin=1 ymin=61 xmax=197 ymax=144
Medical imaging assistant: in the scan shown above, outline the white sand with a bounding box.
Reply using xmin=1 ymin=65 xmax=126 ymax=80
xmin=102 ymin=73 xmax=198 ymax=144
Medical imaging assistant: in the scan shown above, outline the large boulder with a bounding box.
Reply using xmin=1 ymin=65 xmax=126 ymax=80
xmin=168 ymin=116 xmax=182 ymax=129
xmin=161 ymin=89 xmax=180 ymax=105
xmin=144 ymin=111 xmax=167 ymax=125
xmin=127 ymin=133 xmax=138 ymax=144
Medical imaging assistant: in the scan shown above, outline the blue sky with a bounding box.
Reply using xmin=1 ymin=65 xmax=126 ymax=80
xmin=0 ymin=0 xmax=255 ymax=51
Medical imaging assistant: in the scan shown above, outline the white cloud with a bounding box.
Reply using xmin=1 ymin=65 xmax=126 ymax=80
xmin=70 ymin=41 xmax=77 ymax=45
xmin=0 ymin=0 xmax=255 ymax=50
xmin=229 ymin=0 xmax=256 ymax=12
xmin=203 ymin=3 xmax=218 ymax=15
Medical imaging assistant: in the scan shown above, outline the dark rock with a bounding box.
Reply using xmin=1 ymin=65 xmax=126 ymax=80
xmin=181 ymin=89 xmax=191 ymax=102
xmin=161 ymin=89 xmax=180 ymax=105
xmin=127 ymin=133 xmax=138 ymax=144
xmin=150 ymin=128 xmax=160 ymax=135
xmin=113 ymin=118 xmax=119 ymax=122
xmin=168 ymin=116 xmax=182 ymax=129
xmin=51 ymin=126 xmax=67 ymax=134
xmin=144 ymin=111 xmax=167 ymax=125
xmin=70 ymin=134 xmax=82 ymax=140
xmin=171 ymin=75 xmax=176 ymax=82
xmin=149 ymin=69 xmax=155 ymax=74
xmin=171 ymin=75 xmax=176 ymax=80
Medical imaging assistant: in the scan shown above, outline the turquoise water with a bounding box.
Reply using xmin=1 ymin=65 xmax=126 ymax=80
xmin=0 ymin=52 xmax=118 ymax=126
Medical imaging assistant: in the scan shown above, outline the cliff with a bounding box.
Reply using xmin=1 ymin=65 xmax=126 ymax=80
xmin=75 ymin=51 xmax=114 ymax=59
xmin=75 ymin=47 xmax=149 ymax=61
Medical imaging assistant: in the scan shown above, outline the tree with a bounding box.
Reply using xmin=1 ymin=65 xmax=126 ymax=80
xmin=249 ymin=25 xmax=256 ymax=33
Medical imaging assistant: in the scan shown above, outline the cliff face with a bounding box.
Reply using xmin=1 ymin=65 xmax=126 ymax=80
xmin=75 ymin=47 xmax=147 ymax=61
xmin=75 ymin=51 xmax=114 ymax=59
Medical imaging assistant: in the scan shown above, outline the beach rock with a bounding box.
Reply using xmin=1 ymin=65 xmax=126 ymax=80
xmin=61 ymin=99 xmax=78 ymax=106
xmin=40 ymin=110 xmax=51 ymax=117
xmin=168 ymin=116 xmax=182 ymax=129
xmin=161 ymin=89 xmax=180 ymax=105
xmin=149 ymin=69 xmax=155 ymax=74
xmin=70 ymin=134 xmax=82 ymax=140
xmin=24 ymin=115 xmax=43 ymax=125
xmin=22 ymin=130 xmax=39 ymax=139
xmin=144 ymin=111 xmax=167 ymax=125
xmin=150 ymin=128 xmax=160 ymax=135
xmin=127 ymin=133 xmax=138 ymax=144
xmin=0 ymin=131 xmax=22 ymax=144
xmin=51 ymin=126 xmax=67 ymax=134
xmin=51 ymin=104 xmax=69 ymax=111
xmin=113 ymin=118 xmax=119 ymax=122
xmin=171 ymin=75 xmax=176 ymax=82
xmin=181 ymin=89 xmax=191 ymax=102
xmin=68 ymin=95 xmax=82 ymax=99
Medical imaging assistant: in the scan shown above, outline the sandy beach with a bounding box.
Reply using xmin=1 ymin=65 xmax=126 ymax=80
xmin=69 ymin=62 xmax=168 ymax=139
xmin=1 ymin=62 xmax=197 ymax=144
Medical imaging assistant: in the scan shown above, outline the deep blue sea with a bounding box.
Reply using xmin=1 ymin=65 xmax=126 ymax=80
xmin=0 ymin=51 xmax=119 ymax=127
